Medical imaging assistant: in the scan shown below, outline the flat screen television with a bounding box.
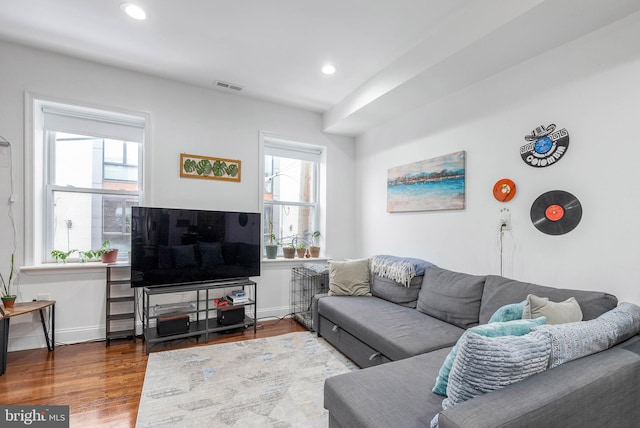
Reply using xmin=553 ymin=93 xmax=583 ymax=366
xmin=130 ymin=207 xmax=261 ymax=287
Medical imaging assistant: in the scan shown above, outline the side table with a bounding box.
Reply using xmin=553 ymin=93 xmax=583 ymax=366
xmin=0 ymin=300 xmax=55 ymax=375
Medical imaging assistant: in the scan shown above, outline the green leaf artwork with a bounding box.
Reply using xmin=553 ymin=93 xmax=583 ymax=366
xmin=226 ymin=164 xmax=239 ymax=177
xmin=180 ymin=153 xmax=241 ymax=182
xmin=196 ymin=159 xmax=212 ymax=175
xmin=183 ymin=159 xmax=197 ymax=173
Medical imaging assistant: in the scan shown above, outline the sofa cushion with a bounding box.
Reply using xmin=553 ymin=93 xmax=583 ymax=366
xmin=533 ymin=302 xmax=640 ymax=368
xmin=416 ymin=266 xmax=486 ymax=329
xmin=522 ymin=294 xmax=583 ymax=324
xmin=324 ymin=348 xmax=452 ymax=428
xmin=432 ymin=317 xmax=547 ymax=396
xmin=370 ymin=274 xmax=423 ymax=308
xmin=318 ymin=296 xmax=464 ymax=360
xmin=328 ymin=259 xmax=371 ymax=296
xmin=479 ymin=275 xmax=618 ymax=324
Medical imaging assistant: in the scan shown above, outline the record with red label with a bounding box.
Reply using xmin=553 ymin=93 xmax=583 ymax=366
xmin=493 ymin=178 xmax=516 ymax=202
xmin=530 ymin=190 xmax=582 ymax=235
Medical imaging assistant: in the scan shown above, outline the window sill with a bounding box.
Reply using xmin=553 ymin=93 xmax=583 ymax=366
xmin=261 ymin=257 xmax=329 ymax=267
xmin=20 ymin=261 xmax=130 ymax=275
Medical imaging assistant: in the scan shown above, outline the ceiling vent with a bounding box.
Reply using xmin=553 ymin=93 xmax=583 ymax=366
xmin=214 ymin=80 xmax=243 ymax=92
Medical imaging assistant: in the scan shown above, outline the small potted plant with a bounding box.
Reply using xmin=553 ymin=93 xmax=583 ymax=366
xmin=51 ymin=249 xmax=76 ymax=263
xmin=265 ymin=221 xmax=279 ymax=259
xmin=1 ymin=253 xmax=17 ymax=308
xmin=296 ymin=240 xmax=306 ymax=258
xmin=96 ymin=240 xmax=119 ymax=264
xmin=309 ymin=231 xmax=321 ymax=258
xmin=282 ymin=238 xmax=296 ymax=259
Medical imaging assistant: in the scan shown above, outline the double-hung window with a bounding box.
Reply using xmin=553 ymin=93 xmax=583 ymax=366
xmin=263 ymin=139 xmax=321 ymax=257
xmin=38 ymin=101 xmax=145 ymax=262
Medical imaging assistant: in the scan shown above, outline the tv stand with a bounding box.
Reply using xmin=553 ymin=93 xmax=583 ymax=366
xmin=141 ymin=279 xmax=256 ymax=354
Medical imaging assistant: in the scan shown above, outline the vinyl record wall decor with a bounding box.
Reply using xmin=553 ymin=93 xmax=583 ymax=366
xmin=520 ymin=123 xmax=569 ymax=168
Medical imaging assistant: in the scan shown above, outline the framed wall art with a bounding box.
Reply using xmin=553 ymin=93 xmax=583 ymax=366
xmin=387 ymin=150 xmax=465 ymax=212
xmin=180 ymin=153 xmax=241 ymax=182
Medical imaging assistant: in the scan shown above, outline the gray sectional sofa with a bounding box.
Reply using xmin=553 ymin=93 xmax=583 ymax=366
xmin=312 ymin=265 xmax=640 ymax=428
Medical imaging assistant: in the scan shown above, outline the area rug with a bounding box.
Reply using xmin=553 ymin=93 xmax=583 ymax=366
xmin=136 ymin=332 xmax=358 ymax=427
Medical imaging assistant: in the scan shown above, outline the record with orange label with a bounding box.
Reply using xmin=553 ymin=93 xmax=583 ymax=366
xmin=530 ymin=190 xmax=582 ymax=235
xmin=493 ymin=178 xmax=516 ymax=202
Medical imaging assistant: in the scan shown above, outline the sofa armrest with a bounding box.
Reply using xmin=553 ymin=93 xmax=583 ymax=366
xmin=439 ymin=337 xmax=640 ymax=428
xmin=312 ymin=293 xmax=329 ymax=335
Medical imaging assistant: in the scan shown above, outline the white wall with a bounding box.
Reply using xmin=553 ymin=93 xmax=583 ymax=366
xmin=0 ymin=40 xmax=355 ymax=351
xmin=355 ymin=12 xmax=640 ymax=306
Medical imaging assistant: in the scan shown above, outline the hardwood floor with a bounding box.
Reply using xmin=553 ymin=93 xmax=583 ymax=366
xmin=0 ymin=318 xmax=306 ymax=427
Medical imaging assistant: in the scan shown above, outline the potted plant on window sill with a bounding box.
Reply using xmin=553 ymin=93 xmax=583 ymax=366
xmin=296 ymin=241 xmax=307 ymax=258
xmin=309 ymin=231 xmax=321 ymax=258
xmin=282 ymin=239 xmax=296 ymax=259
xmin=95 ymin=241 xmax=119 ymax=264
xmin=265 ymin=221 xmax=279 ymax=259
xmin=1 ymin=253 xmax=17 ymax=309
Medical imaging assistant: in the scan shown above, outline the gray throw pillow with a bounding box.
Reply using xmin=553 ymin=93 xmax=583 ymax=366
xmin=522 ymin=294 xmax=583 ymax=324
xmin=328 ymin=259 xmax=371 ymax=296
xmin=416 ymin=266 xmax=486 ymax=329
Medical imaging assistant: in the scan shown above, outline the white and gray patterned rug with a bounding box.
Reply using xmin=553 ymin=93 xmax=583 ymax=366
xmin=136 ymin=331 xmax=357 ymax=427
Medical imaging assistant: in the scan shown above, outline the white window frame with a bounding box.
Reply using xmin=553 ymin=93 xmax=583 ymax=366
xmin=25 ymin=94 xmax=148 ymax=265
xmin=260 ymin=133 xmax=323 ymax=259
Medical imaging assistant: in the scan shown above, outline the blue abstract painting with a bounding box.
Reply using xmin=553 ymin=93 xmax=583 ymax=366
xmin=387 ymin=151 xmax=465 ymax=212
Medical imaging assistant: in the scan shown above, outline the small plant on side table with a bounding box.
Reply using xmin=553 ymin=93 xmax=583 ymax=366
xmin=1 ymin=253 xmax=17 ymax=308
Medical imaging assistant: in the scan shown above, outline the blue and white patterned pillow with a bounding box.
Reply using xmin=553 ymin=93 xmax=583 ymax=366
xmin=533 ymin=302 xmax=640 ymax=368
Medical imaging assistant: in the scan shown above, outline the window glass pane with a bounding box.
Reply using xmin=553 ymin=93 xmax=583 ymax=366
xmin=103 ymin=165 xmax=139 ymax=182
xmin=51 ymin=132 xmax=140 ymax=190
xmin=103 ymin=140 xmax=124 ymax=163
xmin=51 ymin=191 xmax=137 ymax=260
xmin=264 ymin=156 xmax=315 ymax=203
xmin=125 ymin=141 xmax=139 ymax=166
xmin=52 ymin=133 xmax=101 ymax=188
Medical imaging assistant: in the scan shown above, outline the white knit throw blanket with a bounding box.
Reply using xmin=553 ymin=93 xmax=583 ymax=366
xmin=370 ymin=255 xmax=416 ymax=287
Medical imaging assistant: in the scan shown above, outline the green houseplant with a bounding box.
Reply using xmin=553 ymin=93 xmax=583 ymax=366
xmin=51 ymin=249 xmax=76 ymax=263
xmin=282 ymin=237 xmax=296 ymax=259
xmin=296 ymin=240 xmax=307 ymax=258
xmin=309 ymin=231 xmax=321 ymax=258
xmin=265 ymin=221 xmax=279 ymax=259
xmin=1 ymin=253 xmax=17 ymax=308
xmin=95 ymin=240 xmax=119 ymax=264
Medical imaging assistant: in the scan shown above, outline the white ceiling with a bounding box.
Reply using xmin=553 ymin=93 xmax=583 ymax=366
xmin=1 ymin=0 xmax=639 ymax=136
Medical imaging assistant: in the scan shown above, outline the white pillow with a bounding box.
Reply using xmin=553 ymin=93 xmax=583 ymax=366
xmin=522 ymin=294 xmax=583 ymax=324
xmin=328 ymin=259 xmax=371 ymax=296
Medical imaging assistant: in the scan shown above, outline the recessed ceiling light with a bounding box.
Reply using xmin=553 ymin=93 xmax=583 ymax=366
xmin=120 ymin=3 xmax=147 ymax=20
xmin=322 ymin=64 xmax=336 ymax=75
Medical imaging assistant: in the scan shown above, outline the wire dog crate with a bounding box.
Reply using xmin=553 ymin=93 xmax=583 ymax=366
xmin=290 ymin=266 xmax=329 ymax=330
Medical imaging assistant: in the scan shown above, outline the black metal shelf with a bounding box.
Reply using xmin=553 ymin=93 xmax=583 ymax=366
xmin=106 ymin=265 xmax=136 ymax=346
xmin=141 ymin=279 xmax=257 ymax=354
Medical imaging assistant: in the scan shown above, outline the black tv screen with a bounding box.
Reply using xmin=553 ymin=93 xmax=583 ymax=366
xmin=130 ymin=207 xmax=261 ymax=287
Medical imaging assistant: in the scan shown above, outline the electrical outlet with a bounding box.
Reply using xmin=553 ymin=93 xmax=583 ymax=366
xmin=500 ymin=208 xmax=511 ymax=230
xmin=37 ymin=293 xmax=51 ymax=301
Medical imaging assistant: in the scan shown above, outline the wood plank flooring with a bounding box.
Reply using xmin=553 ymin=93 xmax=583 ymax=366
xmin=0 ymin=318 xmax=306 ymax=427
